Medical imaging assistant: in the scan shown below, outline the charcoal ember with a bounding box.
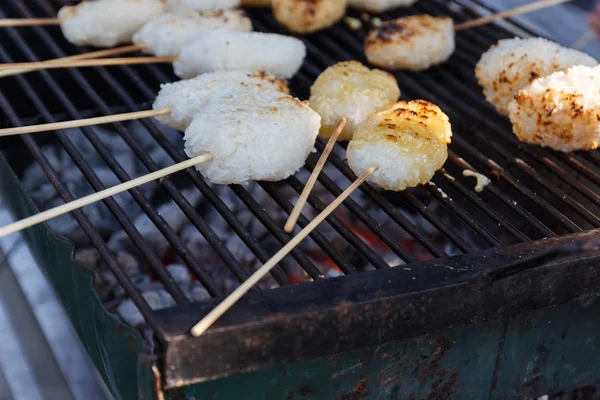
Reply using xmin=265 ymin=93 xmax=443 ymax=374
xmin=28 ymin=183 xmax=59 ymax=208
xmin=108 ymin=188 xmax=201 ymax=258
xmin=326 ymin=269 xmax=343 ymax=278
xmin=64 ymin=127 xmax=126 ymax=164
xmin=113 ymin=274 xmax=152 ymax=299
xmin=22 ymin=146 xmax=71 ymax=190
xmin=74 ymin=247 xmax=101 ymax=271
xmin=180 ymin=223 xmax=229 ymax=278
xmin=166 ymin=264 xmax=192 ymax=292
xmin=113 ymin=251 xmax=140 ymax=277
xmin=188 ymin=283 xmax=211 ymax=302
xmin=95 ymin=271 xmax=118 ymax=301
xmin=116 ymin=289 xmax=176 ymax=327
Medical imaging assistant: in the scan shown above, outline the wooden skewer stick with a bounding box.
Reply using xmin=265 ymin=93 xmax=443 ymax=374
xmin=0 ymin=17 xmax=61 ymax=28
xmin=0 ymin=56 xmax=178 ymax=71
xmin=191 ymin=165 xmax=379 ymax=337
xmin=0 ymin=44 xmax=147 ymax=78
xmin=0 ymin=108 xmax=171 ymax=137
xmin=284 ymin=118 xmax=347 ymax=233
xmin=0 ymin=153 xmax=213 ymax=239
xmin=454 ymin=0 xmax=574 ymax=31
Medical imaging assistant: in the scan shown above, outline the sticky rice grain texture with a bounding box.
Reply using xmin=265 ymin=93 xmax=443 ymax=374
xmin=58 ymin=0 xmax=165 ymax=47
xmin=272 ymin=0 xmax=348 ymax=33
xmin=153 ymin=70 xmax=289 ymax=131
xmin=508 ymin=65 xmax=600 ymax=152
xmin=184 ymin=93 xmax=321 ymax=184
xmin=347 ymin=100 xmax=451 ymax=191
xmin=133 ymin=10 xmax=252 ymax=57
xmin=166 ymin=0 xmax=241 ymax=11
xmin=174 ymin=30 xmax=306 ymax=79
xmin=309 ymin=61 xmax=400 ymax=141
xmin=364 ymin=15 xmax=455 ymax=71
xmin=349 ymin=0 xmax=418 ymax=12
xmin=475 ymin=37 xmax=598 ymax=115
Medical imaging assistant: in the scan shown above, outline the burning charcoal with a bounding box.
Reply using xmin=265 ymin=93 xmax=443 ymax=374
xmin=127 ymin=120 xmax=184 ymax=154
xmin=167 ymin=264 xmax=192 ymax=292
xmin=74 ymin=247 xmax=101 ymax=271
xmin=95 ymin=270 xmax=118 ymax=301
xmin=115 ymin=251 xmax=140 ymax=277
xmin=22 ymin=147 xmax=70 ymax=190
xmin=180 ymin=224 xmax=229 ymax=279
xmin=326 ymin=269 xmax=343 ymax=278
xmin=28 ymin=183 xmax=58 ymax=208
xmin=47 ymin=211 xmax=89 ymax=245
xmin=188 ymin=283 xmax=211 ymax=302
xmin=108 ymin=188 xmax=201 ymax=258
xmin=112 ymin=274 xmax=152 ymax=299
xmin=64 ymin=127 xmax=126 ymax=165
xmin=116 ymin=289 xmax=176 ymax=327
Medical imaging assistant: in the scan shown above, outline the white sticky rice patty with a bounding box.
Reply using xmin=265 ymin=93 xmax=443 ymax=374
xmin=309 ymin=61 xmax=400 ymax=141
xmin=58 ymin=0 xmax=165 ymax=47
xmin=347 ymin=136 xmax=447 ymax=191
xmin=184 ymin=93 xmax=321 ymax=184
xmin=508 ymin=65 xmax=600 ymax=152
xmin=349 ymin=0 xmax=418 ymax=12
xmin=132 ymin=10 xmax=252 ymax=57
xmin=475 ymin=37 xmax=598 ymax=115
xmin=173 ymin=30 xmax=306 ymax=79
xmin=166 ymin=0 xmax=241 ymax=11
xmin=153 ymin=70 xmax=289 ymax=131
xmin=364 ymin=15 xmax=455 ymax=71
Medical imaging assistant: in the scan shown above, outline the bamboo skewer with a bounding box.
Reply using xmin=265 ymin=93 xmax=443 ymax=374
xmin=0 ymin=17 xmax=60 ymax=27
xmin=0 ymin=108 xmax=171 ymax=137
xmin=0 ymin=56 xmax=177 ymax=72
xmin=190 ymin=165 xmax=378 ymax=337
xmin=284 ymin=118 xmax=346 ymax=233
xmin=0 ymin=153 xmax=213 ymax=239
xmin=0 ymin=44 xmax=146 ymax=78
xmin=454 ymin=0 xmax=574 ymax=31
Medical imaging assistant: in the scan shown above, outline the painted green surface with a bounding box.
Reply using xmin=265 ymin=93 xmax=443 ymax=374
xmin=169 ymin=298 xmax=600 ymax=400
xmin=0 ymin=152 xmax=154 ymax=400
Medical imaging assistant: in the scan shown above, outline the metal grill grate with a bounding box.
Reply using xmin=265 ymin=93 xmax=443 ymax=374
xmin=2 ymin=0 xmax=600 ymax=386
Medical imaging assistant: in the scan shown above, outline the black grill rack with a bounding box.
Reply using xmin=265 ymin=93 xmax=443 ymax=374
xmin=1 ymin=0 xmax=600 ymax=388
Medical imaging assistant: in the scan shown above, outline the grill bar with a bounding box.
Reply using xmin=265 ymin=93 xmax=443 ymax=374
xmin=0 ymin=91 xmax=166 ymax=338
xmin=0 ymin=13 xmax=224 ymax=299
xmin=435 ymin=168 xmax=531 ymax=242
xmin=319 ymin=20 xmax=560 ymax=242
xmin=22 ymin=0 xmax=289 ymax=289
xmin=255 ymin=15 xmax=480 ymax=254
xmin=90 ymin=65 xmax=291 ymax=286
xmin=423 ymin=182 xmax=503 ymax=247
xmin=447 ymin=152 xmax=557 ymax=237
xmin=302 ymin=154 xmax=418 ymax=263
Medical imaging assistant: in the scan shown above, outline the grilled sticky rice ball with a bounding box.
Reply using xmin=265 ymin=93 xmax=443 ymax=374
xmin=349 ymin=0 xmax=418 ymax=12
xmin=133 ymin=10 xmax=252 ymax=57
xmin=153 ymin=70 xmax=289 ymax=131
xmin=174 ymin=30 xmax=306 ymax=79
xmin=508 ymin=65 xmax=600 ymax=152
xmin=309 ymin=61 xmax=400 ymax=141
xmin=184 ymin=92 xmax=321 ymax=185
xmin=347 ymin=100 xmax=451 ymax=191
xmin=475 ymin=37 xmax=598 ymax=116
xmin=272 ymin=0 xmax=348 ymax=34
xmin=364 ymin=15 xmax=455 ymax=71
xmin=58 ymin=0 xmax=165 ymax=47
xmin=166 ymin=0 xmax=240 ymax=11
